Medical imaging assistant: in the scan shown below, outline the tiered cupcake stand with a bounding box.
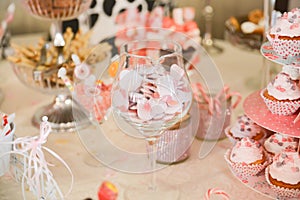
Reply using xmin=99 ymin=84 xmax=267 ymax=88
xmin=225 ymin=41 xmax=300 ymax=200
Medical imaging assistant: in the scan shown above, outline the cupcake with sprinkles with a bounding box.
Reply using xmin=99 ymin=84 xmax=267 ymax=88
xmin=261 ymin=65 xmax=300 ymax=115
xmin=264 ymin=133 xmax=299 ymax=156
xmin=225 ymin=114 xmax=266 ymax=144
xmin=265 ymin=151 xmax=300 ymax=198
xmin=267 ymin=8 xmax=300 ymax=58
xmin=225 ymin=137 xmax=271 ymax=179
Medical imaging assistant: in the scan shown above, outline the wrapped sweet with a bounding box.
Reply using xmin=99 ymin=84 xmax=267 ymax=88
xmin=98 ymin=181 xmax=118 ymax=200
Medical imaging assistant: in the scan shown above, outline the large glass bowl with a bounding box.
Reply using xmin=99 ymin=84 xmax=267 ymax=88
xmin=10 ymin=59 xmax=90 ymax=132
xmin=21 ymin=0 xmax=92 ymax=21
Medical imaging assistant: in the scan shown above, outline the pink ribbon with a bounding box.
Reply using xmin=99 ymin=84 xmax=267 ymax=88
xmin=204 ymin=188 xmax=230 ymax=200
xmin=0 ymin=116 xmax=73 ymax=200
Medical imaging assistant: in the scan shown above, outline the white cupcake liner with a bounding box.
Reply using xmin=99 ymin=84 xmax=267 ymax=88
xmin=260 ymin=89 xmax=300 ymax=116
xmin=224 ymin=149 xmax=271 ymax=179
xmin=224 ymin=126 xmax=237 ymax=145
xmin=270 ymin=38 xmax=300 ymax=58
xmin=265 ymin=167 xmax=300 ymax=199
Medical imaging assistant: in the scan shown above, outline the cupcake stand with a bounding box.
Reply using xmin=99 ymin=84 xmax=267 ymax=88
xmin=224 ymin=35 xmax=300 ymax=199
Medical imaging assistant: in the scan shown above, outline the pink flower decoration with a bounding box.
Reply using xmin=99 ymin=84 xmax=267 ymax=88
xmin=275 ymin=86 xmax=286 ymax=92
xmin=291 ymin=167 xmax=299 ymax=173
xmin=290 ymin=23 xmax=300 ymax=30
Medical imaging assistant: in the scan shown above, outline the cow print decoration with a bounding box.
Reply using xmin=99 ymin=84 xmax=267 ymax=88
xmin=62 ymin=0 xmax=155 ymax=44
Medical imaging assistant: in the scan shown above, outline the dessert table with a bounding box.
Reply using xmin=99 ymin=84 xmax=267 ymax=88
xmin=0 ymin=33 xmax=272 ymax=200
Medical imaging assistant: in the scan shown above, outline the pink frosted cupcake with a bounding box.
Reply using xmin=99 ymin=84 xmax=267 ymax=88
xmin=265 ymin=151 xmax=300 ymax=198
xmin=225 ymin=137 xmax=270 ymax=178
xmin=267 ymin=8 xmax=300 ymax=58
xmin=225 ymin=114 xmax=266 ymax=144
xmin=264 ymin=133 xmax=299 ymax=156
xmin=261 ymin=68 xmax=300 ymax=115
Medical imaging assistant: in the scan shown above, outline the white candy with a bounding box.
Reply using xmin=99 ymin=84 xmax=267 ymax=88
xmin=119 ymin=70 xmax=143 ymax=91
xmin=170 ymin=64 xmax=184 ymax=80
xmin=157 ymin=75 xmax=175 ymax=96
xmin=129 ymin=92 xmax=144 ymax=102
xmin=74 ymin=63 xmax=90 ymax=80
xmin=112 ymin=89 xmax=128 ymax=109
xmin=114 ymin=63 xmax=192 ymax=122
xmin=150 ymin=104 xmax=165 ymax=118
xmin=165 ymin=103 xmax=182 ymax=114
xmin=137 ymin=101 xmax=152 ymax=121
xmin=176 ymin=90 xmax=192 ymax=104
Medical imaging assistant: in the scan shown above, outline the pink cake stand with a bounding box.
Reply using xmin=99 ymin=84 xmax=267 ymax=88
xmin=243 ymin=90 xmax=300 ymax=138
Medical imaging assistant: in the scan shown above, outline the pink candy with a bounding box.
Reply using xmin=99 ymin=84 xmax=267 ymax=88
xmin=112 ymin=64 xmax=192 ymax=122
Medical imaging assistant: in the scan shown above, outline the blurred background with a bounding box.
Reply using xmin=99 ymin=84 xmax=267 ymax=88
xmin=0 ymin=0 xmax=299 ymax=39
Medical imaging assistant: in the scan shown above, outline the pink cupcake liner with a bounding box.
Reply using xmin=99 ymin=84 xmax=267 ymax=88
xmin=224 ymin=149 xmax=271 ymax=179
xmin=270 ymin=38 xmax=300 ymax=58
xmin=260 ymin=89 xmax=300 ymax=116
xmin=265 ymin=167 xmax=300 ymax=199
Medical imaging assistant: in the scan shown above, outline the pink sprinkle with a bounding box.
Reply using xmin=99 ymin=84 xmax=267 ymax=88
xmin=120 ymin=89 xmax=127 ymax=98
xmin=143 ymin=102 xmax=151 ymax=112
xmin=282 ymin=13 xmax=288 ymax=19
xmin=152 ymin=92 xmax=160 ymax=98
xmin=167 ymin=99 xmax=178 ymax=106
xmin=291 ymin=167 xmax=299 ymax=172
xmin=242 ymin=179 xmax=248 ymax=184
xmin=290 ymin=23 xmax=300 ymax=30
xmin=275 ymin=86 xmax=286 ymax=92
xmin=245 ymin=142 xmax=252 ymax=147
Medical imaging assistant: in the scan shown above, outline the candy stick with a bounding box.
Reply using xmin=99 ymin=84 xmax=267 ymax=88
xmin=0 ymin=113 xmax=14 ymax=136
xmin=213 ymin=85 xmax=229 ymax=116
xmin=1 ymin=113 xmax=15 ymax=126
xmin=0 ymin=124 xmax=10 ymax=137
xmin=293 ymin=112 xmax=300 ymax=124
xmin=0 ymin=3 xmax=15 ymax=40
xmin=194 ymin=83 xmax=210 ymax=104
xmin=227 ymin=91 xmax=242 ymax=109
xmin=204 ymin=188 xmax=230 ymax=200
xmin=57 ymin=67 xmax=74 ymax=92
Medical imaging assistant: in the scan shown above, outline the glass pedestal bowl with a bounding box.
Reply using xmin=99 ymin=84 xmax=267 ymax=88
xmin=16 ymin=0 xmax=93 ymax=132
xmin=21 ymin=0 xmax=92 ymax=21
xmin=10 ymin=59 xmax=90 ymax=132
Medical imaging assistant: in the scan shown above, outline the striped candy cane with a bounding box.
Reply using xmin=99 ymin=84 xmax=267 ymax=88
xmin=204 ymin=188 xmax=230 ymax=200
